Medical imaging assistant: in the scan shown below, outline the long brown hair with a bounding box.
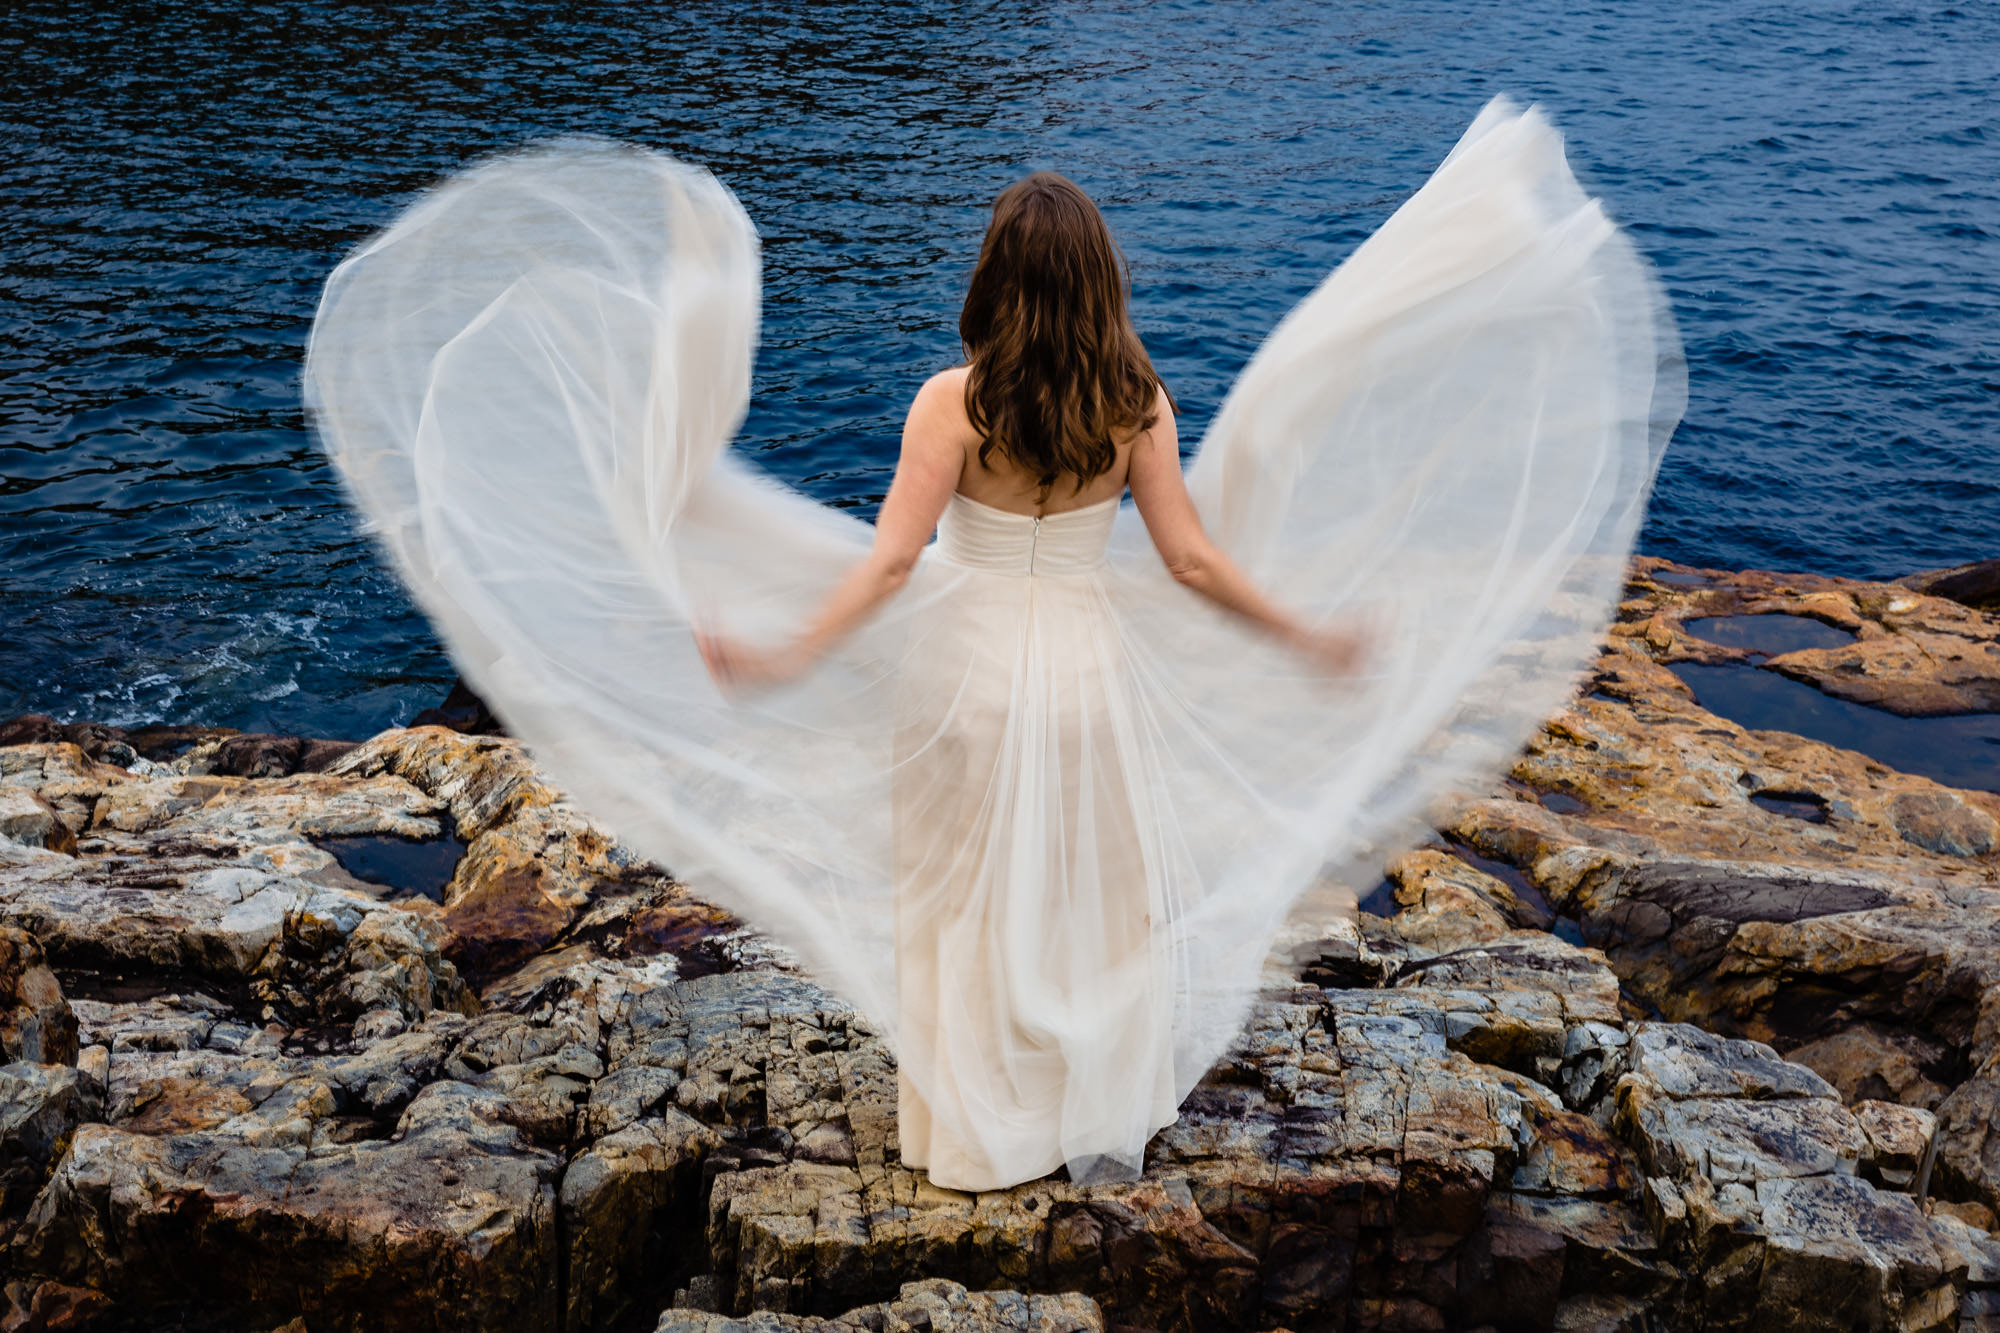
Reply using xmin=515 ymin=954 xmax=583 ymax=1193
xmin=959 ymin=172 xmax=1169 ymax=500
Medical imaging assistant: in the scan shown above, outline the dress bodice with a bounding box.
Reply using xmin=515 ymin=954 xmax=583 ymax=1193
xmin=933 ymin=492 xmax=1119 ymax=576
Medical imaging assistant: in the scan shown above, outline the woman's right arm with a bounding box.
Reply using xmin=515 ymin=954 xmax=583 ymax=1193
xmin=697 ymin=370 xmax=966 ymax=689
xmin=1126 ymin=388 xmax=1364 ymax=672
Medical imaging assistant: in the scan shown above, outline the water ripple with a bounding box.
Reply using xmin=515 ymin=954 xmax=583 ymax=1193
xmin=1 ymin=0 xmax=1995 ymax=736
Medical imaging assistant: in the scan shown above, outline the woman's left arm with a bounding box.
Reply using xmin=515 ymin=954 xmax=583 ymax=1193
xmin=698 ymin=371 xmax=968 ymax=689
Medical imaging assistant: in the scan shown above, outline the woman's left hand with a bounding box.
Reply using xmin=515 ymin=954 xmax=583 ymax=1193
xmin=696 ymin=628 xmax=813 ymax=692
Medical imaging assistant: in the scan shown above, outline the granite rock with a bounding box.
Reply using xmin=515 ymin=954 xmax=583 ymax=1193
xmin=1752 ymin=1174 xmax=1955 ymax=1332
xmin=13 ymin=1071 xmax=562 ymax=1331
xmin=0 ymin=788 xmax=73 ymax=857
xmin=5 ymin=552 xmax=1999 ymax=1333
xmin=1899 ymin=557 xmax=2000 ymax=614
xmin=0 ymin=929 xmax=75 ymax=1067
xmin=0 ymin=1063 xmax=101 ymax=1216
xmin=1626 ymin=556 xmax=2000 ymax=716
xmin=1853 ymin=1100 xmax=1936 ymax=1190
xmin=1936 ymin=1060 xmax=2000 ymax=1217
xmin=1433 ymin=569 xmax=2000 ymax=1141
xmin=0 ymin=714 xmax=232 ymax=766
xmin=565 ymin=1111 xmax=723 ymax=1332
xmin=0 ymin=1276 xmax=114 ymax=1331
xmin=327 ymin=728 xmax=685 ymax=983
xmin=654 ymin=1278 xmax=1102 ymax=1332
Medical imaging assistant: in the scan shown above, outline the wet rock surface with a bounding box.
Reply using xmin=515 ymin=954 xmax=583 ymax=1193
xmin=0 ymin=714 xmax=358 ymax=778
xmin=1627 ymin=557 xmax=2000 ymax=718
xmin=407 ymin=678 xmax=509 ymax=738
xmin=1 ymin=556 xmax=1996 ymax=1330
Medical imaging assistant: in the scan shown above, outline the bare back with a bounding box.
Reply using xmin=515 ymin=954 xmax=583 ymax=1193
xmin=929 ymin=365 xmax=1144 ymax=517
xmin=878 ymin=361 xmax=1309 ymax=662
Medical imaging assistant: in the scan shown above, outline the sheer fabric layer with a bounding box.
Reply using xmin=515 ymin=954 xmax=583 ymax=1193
xmin=305 ymin=99 xmax=1684 ymax=1192
xmin=900 ymin=494 xmax=1175 ymax=1186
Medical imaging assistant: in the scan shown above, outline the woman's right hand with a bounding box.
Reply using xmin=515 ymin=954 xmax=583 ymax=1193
xmin=1293 ymin=622 xmax=1372 ymax=677
xmin=696 ymin=628 xmax=813 ymax=693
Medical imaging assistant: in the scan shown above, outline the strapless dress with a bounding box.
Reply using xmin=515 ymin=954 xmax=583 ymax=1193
xmin=305 ymin=96 xmax=1683 ymax=1191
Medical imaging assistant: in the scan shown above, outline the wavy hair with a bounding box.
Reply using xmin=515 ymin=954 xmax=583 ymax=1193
xmin=959 ymin=172 xmax=1169 ymax=500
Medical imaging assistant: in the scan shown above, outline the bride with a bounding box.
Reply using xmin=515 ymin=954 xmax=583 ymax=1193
xmin=306 ymin=97 xmax=1683 ymax=1192
xmin=698 ymin=170 xmax=1370 ymax=1188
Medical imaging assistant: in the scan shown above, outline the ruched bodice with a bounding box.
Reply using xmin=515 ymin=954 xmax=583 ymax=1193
xmin=932 ymin=492 xmax=1119 ymax=576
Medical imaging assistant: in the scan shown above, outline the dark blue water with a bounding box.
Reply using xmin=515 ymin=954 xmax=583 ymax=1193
xmin=1682 ymin=614 xmax=1857 ymax=656
xmin=1671 ymin=663 xmax=2000 ymax=792
xmin=3 ymin=1 xmax=1996 ymax=738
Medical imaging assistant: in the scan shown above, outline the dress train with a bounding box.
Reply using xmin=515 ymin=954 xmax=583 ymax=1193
xmin=305 ymin=97 xmax=1684 ymax=1191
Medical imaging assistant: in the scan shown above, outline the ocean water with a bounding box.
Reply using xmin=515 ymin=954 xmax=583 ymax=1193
xmin=2 ymin=0 xmax=1995 ymax=738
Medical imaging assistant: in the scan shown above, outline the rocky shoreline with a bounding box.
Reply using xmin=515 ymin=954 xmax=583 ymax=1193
xmin=1 ymin=556 xmax=1996 ymax=1332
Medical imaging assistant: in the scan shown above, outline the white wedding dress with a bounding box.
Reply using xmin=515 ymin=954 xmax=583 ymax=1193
xmin=306 ymin=98 xmax=1683 ymax=1191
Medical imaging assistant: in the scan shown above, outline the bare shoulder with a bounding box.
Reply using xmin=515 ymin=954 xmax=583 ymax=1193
xmin=1129 ymin=381 xmax=1178 ymax=450
xmin=915 ymin=365 xmax=973 ymax=411
xmin=911 ymin=366 xmax=972 ymax=415
xmin=906 ymin=366 xmax=980 ymax=446
xmin=929 ymin=364 xmax=973 ymax=391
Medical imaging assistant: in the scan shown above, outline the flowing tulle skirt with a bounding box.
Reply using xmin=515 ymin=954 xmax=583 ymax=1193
xmin=892 ymin=503 xmax=1184 ymax=1187
xmin=304 ymin=97 xmax=1684 ymax=1191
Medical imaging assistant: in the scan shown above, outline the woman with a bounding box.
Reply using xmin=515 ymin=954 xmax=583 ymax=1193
xmin=698 ymin=172 xmax=1369 ymax=1188
xmin=307 ymin=97 xmax=1682 ymax=1192
xmin=695 ymin=174 xmax=1362 ymax=691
